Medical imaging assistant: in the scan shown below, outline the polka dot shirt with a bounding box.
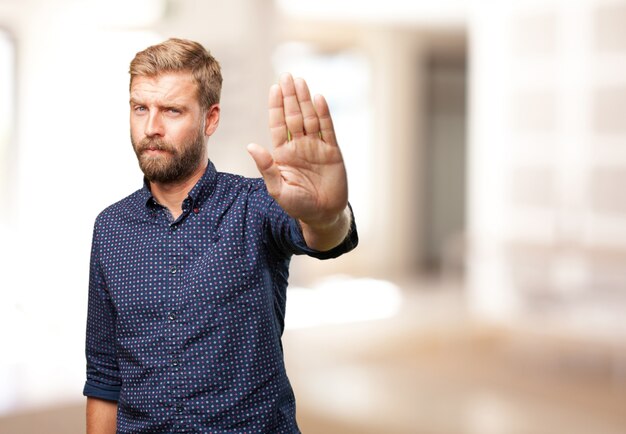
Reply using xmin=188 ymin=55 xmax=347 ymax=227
xmin=83 ymin=161 xmax=358 ymax=433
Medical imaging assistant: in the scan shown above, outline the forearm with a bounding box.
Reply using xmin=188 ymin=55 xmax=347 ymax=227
xmin=300 ymin=206 xmax=352 ymax=252
xmin=86 ymin=397 xmax=118 ymax=434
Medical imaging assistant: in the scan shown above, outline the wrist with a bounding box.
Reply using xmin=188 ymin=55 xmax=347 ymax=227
xmin=299 ymin=206 xmax=351 ymax=251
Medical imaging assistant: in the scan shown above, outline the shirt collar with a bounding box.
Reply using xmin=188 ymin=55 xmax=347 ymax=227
xmin=140 ymin=160 xmax=218 ymax=212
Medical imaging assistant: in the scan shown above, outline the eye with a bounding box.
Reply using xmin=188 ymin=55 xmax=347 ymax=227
xmin=167 ymin=107 xmax=182 ymax=115
xmin=133 ymin=105 xmax=147 ymax=113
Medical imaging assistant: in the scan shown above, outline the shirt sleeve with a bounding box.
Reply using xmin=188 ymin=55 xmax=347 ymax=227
xmin=83 ymin=221 xmax=121 ymax=402
xmin=264 ymin=198 xmax=359 ymax=260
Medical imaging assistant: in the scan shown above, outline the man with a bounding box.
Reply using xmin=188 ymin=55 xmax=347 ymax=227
xmin=83 ymin=38 xmax=357 ymax=433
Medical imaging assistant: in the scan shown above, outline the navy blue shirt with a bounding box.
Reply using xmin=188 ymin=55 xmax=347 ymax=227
xmin=84 ymin=161 xmax=357 ymax=433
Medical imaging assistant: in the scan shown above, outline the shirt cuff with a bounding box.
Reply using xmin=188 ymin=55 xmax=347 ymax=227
xmin=83 ymin=380 xmax=121 ymax=402
xmin=290 ymin=204 xmax=358 ymax=259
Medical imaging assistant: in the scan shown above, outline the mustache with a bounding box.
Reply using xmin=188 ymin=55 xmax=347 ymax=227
xmin=136 ymin=138 xmax=176 ymax=153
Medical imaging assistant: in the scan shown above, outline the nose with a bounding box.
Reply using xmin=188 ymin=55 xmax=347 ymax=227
xmin=145 ymin=111 xmax=164 ymax=138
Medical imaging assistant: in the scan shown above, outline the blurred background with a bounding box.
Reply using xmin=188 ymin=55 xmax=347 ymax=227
xmin=2 ymin=0 xmax=626 ymax=432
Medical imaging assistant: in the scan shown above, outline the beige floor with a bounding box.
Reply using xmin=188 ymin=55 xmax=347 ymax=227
xmin=2 ymin=281 xmax=625 ymax=434
xmin=286 ymin=282 xmax=626 ymax=434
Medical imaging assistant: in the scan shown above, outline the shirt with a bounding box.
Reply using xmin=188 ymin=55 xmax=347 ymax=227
xmin=83 ymin=161 xmax=358 ymax=433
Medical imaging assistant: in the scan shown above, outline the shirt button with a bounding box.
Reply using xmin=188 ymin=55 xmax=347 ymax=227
xmin=168 ymin=312 xmax=176 ymax=321
xmin=176 ymin=404 xmax=184 ymax=412
xmin=170 ymin=266 xmax=177 ymax=274
xmin=193 ymin=207 xmax=200 ymax=214
xmin=172 ymin=359 xmax=179 ymax=367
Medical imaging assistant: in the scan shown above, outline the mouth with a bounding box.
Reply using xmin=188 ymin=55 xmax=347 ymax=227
xmin=142 ymin=148 xmax=168 ymax=155
xmin=140 ymin=144 xmax=172 ymax=155
xmin=135 ymin=138 xmax=174 ymax=157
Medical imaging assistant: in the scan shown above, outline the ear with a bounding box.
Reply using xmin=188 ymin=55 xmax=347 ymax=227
xmin=204 ymin=104 xmax=220 ymax=137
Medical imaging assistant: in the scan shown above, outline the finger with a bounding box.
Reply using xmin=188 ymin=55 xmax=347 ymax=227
xmin=294 ymin=77 xmax=320 ymax=136
xmin=269 ymin=84 xmax=288 ymax=148
xmin=279 ymin=73 xmax=304 ymax=139
xmin=314 ymin=94 xmax=338 ymax=146
xmin=246 ymin=143 xmax=282 ymax=197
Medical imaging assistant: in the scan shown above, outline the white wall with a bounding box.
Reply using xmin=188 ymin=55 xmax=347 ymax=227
xmin=467 ymin=0 xmax=626 ymax=331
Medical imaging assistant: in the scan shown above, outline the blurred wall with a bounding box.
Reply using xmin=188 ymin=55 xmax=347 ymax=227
xmin=467 ymin=1 xmax=626 ymax=333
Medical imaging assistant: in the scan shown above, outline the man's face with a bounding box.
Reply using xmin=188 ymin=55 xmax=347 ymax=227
xmin=130 ymin=72 xmax=207 ymax=184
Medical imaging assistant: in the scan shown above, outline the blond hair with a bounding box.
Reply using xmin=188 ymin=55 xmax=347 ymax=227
xmin=129 ymin=38 xmax=222 ymax=109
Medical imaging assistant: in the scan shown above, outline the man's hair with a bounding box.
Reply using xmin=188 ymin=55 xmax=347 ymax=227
xmin=129 ymin=38 xmax=223 ymax=109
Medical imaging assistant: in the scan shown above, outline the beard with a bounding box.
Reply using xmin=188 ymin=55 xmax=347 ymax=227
xmin=132 ymin=125 xmax=206 ymax=184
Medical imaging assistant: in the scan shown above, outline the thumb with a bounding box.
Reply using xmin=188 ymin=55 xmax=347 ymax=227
xmin=246 ymin=143 xmax=282 ymax=197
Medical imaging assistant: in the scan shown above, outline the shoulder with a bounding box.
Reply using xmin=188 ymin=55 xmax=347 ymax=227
xmin=214 ymin=171 xmax=271 ymax=203
xmin=215 ymin=171 xmax=265 ymax=192
xmin=94 ymin=188 xmax=145 ymax=229
xmin=210 ymin=171 xmax=281 ymax=223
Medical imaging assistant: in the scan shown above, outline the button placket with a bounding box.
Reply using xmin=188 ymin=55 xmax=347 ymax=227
xmin=166 ymin=219 xmax=185 ymax=419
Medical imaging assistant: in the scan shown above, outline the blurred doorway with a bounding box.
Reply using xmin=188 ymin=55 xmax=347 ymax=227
xmin=422 ymin=39 xmax=467 ymax=277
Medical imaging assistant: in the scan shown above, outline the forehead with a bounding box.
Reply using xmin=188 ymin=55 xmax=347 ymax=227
xmin=130 ymin=72 xmax=198 ymax=104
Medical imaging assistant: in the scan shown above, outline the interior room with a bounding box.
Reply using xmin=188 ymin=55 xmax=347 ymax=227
xmin=1 ymin=0 xmax=626 ymax=432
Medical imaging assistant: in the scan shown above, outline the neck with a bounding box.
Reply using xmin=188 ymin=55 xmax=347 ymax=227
xmin=150 ymin=160 xmax=207 ymax=220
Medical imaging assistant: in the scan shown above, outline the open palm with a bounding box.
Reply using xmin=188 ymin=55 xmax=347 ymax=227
xmin=248 ymin=73 xmax=348 ymax=227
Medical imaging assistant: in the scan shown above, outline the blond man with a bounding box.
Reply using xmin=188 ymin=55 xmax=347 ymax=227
xmin=84 ymin=38 xmax=357 ymax=433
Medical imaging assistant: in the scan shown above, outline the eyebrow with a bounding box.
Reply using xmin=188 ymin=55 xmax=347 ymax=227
xmin=129 ymin=98 xmax=186 ymax=110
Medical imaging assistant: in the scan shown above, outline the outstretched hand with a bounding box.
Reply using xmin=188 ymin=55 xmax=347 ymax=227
xmin=247 ymin=73 xmax=350 ymax=250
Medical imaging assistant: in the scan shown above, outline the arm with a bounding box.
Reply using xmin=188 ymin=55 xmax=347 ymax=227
xmin=87 ymin=397 xmax=117 ymax=434
xmin=84 ymin=224 xmax=121 ymax=430
xmin=247 ymin=73 xmax=350 ymax=251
